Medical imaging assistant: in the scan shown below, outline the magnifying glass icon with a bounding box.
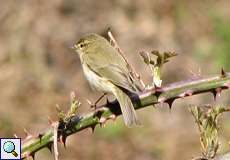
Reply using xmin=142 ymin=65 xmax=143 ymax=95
xmin=3 ymin=141 xmax=18 ymax=157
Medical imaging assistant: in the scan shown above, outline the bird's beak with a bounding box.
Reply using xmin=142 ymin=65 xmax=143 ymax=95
xmin=70 ymin=46 xmax=75 ymax=50
xmin=74 ymin=44 xmax=78 ymax=49
xmin=69 ymin=44 xmax=78 ymax=51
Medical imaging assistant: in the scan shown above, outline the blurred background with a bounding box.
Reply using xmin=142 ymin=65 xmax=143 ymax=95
xmin=0 ymin=0 xmax=230 ymax=159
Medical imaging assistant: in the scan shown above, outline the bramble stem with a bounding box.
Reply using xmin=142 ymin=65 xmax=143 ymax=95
xmin=22 ymin=73 xmax=230 ymax=159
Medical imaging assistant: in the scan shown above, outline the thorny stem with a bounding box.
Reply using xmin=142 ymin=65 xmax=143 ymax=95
xmin=21 ymin=72 xmax=230 ymax=159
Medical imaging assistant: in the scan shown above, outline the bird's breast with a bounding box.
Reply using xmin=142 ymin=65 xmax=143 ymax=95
xmin=82 ymin=63 xmax=113 ymax=93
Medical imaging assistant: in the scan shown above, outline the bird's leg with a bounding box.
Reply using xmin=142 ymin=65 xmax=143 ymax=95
xmin=90 ymin=93 xmax=107 ymax=109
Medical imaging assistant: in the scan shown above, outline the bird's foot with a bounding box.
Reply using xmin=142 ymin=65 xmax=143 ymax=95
xmin=87 ymin=93 xmax=107 ymax=110
xmin=86 ymin=99 xmax=98 ymax=110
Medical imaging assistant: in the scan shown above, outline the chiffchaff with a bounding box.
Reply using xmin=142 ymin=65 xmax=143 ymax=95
xmin=74 ymin=33 xmax=141 ymax=127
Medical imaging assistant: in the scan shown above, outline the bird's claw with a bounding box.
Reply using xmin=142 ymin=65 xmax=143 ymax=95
xmin=86 ymin=99 xmax=97 ymax=110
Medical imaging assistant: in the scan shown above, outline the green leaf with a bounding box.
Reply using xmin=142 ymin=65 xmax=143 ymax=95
xmin=140 ymin=50 xmax=177 ymax=87
xmin=190 ymin=105 xmax=230 ymax=159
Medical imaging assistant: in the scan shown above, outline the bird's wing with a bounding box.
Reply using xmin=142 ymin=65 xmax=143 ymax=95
xmin=88 ymin=62 xmax=138 ymax=92
xmin=82 ymin=43 xmax=141 ymax=92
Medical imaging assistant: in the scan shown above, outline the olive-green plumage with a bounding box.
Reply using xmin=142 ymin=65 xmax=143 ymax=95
xmin=74 ymin=33 xmax=141 ymax=127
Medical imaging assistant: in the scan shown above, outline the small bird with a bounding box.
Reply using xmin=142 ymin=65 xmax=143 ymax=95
xmin=74 ymin=33 xmax=141 ymax=127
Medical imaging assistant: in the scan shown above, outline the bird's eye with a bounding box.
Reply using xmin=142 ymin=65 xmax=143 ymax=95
xmin=80 ymin=44 xmax=84 ymax=48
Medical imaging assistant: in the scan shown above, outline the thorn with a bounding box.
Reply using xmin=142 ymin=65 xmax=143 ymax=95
xmin=109 ymin=114 xmax=116 ymax=121
xmin=90 ymin=125 xmax=96 ymax=133
xmin=31 ymin=153 xmax=35 ymax=160
xmin=60 ymin=135 xmax=67 ymax=148
xmin=212 ymin=88 xmax=222 ymax=101
xmin=99 ymin=117 xmax=107 ymax=128
xmin=47 ymin=143 xmax=53 ymax=153
xmin=99 ymin=117 xmax=106 ymax=123
xmin=221 ymin=67 xmax=226 ymax=78
xmin=212 ymin=90 xmax=217 ymax=101
xmin=38 ymin=134 xmax=43 ymax=143
xmin=224 ymin=83 xmax=230 ymax=89
xmin=165 ymin=98 xmax=175 ymax=109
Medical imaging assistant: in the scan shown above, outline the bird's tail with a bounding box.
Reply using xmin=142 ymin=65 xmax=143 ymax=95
xmin=112 ymin=86 xmax=141 ymax=127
